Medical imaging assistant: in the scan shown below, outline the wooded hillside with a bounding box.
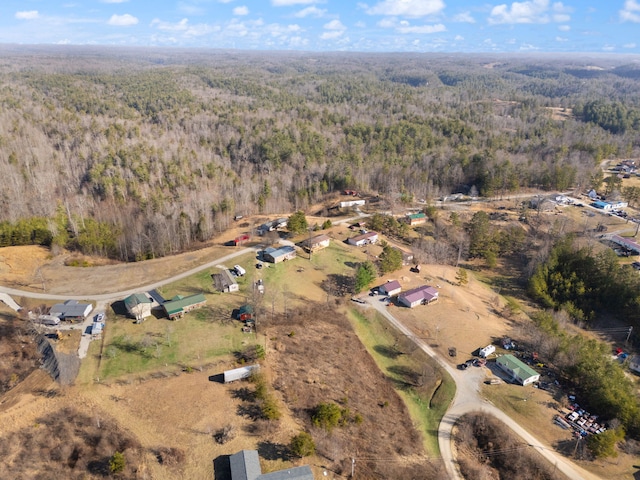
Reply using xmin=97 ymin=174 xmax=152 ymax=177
xmin=0 ymin=46 xmax=639 ymax=260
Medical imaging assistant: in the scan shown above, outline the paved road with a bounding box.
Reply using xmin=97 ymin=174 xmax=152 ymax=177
xmin=362 ymin=293 xmax=601 ymax=480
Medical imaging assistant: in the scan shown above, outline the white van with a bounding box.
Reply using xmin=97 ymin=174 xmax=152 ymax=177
xmin=234 ymin=265 xmax=246 ymax=277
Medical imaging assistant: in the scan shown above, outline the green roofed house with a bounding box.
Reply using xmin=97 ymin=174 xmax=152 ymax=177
xmin=163 ymin=293 xmax=207 ymax=320
xmin=496 ymin=354 xmax=540 ymax=386
xmin=404 ymin=212 xmax=427 ymax=226
xmin=123 ymin=293 xmax=153 ymax=323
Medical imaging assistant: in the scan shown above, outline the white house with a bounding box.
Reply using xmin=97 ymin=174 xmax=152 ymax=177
xmin=347 ymin=231 xmax=379 ymax=247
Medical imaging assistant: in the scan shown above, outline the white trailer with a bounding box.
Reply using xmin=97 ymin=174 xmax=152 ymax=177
xmin=233 ymin=265 xmax=246 ymax=277
xmin=479 ymin=344 xmax=496 ymax=358
xmin=224 ymin=364 xmax=259 ymax=383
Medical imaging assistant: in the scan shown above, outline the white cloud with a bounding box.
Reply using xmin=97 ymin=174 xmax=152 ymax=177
xmin=489 ymin=0 xmax=571 ymax=25
xmin=454 ymin=34 xmax=464 ymax=40
xmin=397 ymin=23 xmax=446 ymax=34
xmin=452 ymin=11 xmax=476 ymax=23
xmin=108 ymin=14 xmax=138 ymax=26
xmin=15 ymin=10 xmax=39 ymax=20
xmin=620 ymin=0 xmax=640 ymax=22
xmin=623 ymin=42 xmax=637 ymax=48
xmin=519 ymin=43 xmax=539 ymax=50
xmin=324 ymin=19 xmax=346 ymax=30
xmin=367 ymin=0 xmax=446 ymax=17
xmin=233 ymin=6 xmax=249 ymax=15
xmin=320 ymin=30 xmax=343 ymax=39
xmin=293 ymin=6 xmax=326 ymax=17
xmin=377 ymin=17 xmax=397 ymax=28
xmin=558 ymin=24 xmax=570 ymax=30
xmin=602 ymin=44 xmax=615 ymax=51
xmin=320 ymin=19 xmax=346 ymax=39
xmin=555 ymin=36 xmax=567 ymax=41
xmin=272 ymin=0 xmax=317 ymax=6
xmin=178 ymin=3 xmax=206 ymax=15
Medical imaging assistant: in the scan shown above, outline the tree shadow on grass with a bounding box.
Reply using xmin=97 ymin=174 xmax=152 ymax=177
xmin=237 ymin=403 xmax=263 ymax=421
xmin=257 ymin=441 xmax=291 ymax=462
xmin=388 ymin=365 xmax=421 ymax=387
xmin=230 ymin=387 xmax=255 ymax=402
xmin=374 ymin=344 xmax=403 ymax=359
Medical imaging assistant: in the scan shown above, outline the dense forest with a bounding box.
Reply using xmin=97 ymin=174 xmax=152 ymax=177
xmin=0 ymin=46 xmax=639 ymax=260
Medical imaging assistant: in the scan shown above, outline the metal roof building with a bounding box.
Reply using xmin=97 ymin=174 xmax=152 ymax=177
xmin=228 ymin=449 xmax=314 ymax=480
xmin=263 ymin=246 xmax=296 ymax=263
xmin=162 ymin=293 xmax=207 ymax=320
xmin=224 ymin=365 xmax=259 ymax=383
xmin=123 ymin=293 xmax=153 ymax=321
xmin=398 ymin=285 xmax=439 ymax=308
xmin=49 ymin=300 xmax=93 ymax=320
xmin=496 ymin=354 xmax=540 ymax=386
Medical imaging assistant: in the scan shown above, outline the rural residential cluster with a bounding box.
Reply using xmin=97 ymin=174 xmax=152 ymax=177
xmin=1 ymin=47 xmax=640 ymax=480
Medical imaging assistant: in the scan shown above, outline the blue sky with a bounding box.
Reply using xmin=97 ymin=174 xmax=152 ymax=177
xmin=1 ymin=0 xmax=639 ymax=53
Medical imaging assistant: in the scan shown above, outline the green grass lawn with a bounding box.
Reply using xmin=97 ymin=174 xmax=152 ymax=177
xmin=347 ymin=308 xmax=455 ymax=456
xmin=91 ymin=305 xmax=257 ymax=380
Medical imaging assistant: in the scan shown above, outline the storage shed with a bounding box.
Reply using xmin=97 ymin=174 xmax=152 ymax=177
xmin=398 ymin=285 xmax=438 ymax=308
xmin=404 ymin=212 xmax=427 ymax=225
xmin=496 ymin=354 xmax=540 ymax=386
xmin=629 ymin=355 xmax=640 ymax=374
xmin=378 ymin=280 xmax=402 ymax=296
xmin=224 ymin=364 xmax=259 ymax=383
xmin=163 ymin=293 xmax=207 ymax=320
xmin=478 ymin=344 xmax=496 ymax=358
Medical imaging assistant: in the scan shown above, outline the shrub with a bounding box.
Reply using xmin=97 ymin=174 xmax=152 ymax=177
xmin=290 ymin=432 xmax=316 ymax=457
xmin=312 ymin=402 xmax=344 ymax=431
xmin=109 ymin=451 xmax=126 ymax=474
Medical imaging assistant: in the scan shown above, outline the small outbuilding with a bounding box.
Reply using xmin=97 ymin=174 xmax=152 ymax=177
xmin=496 ymin=354 xmax=540 ymax=386
xmin=123 ymin=293 xmax=153 ymax=322
xmin=478 ymin=344 xmax=496 ymax=358
xmin=224 ymin=364 xmax=260 ymax=383
xmin=378 ymin=280 xmax=402 ymax=296
xmin=629 ymin=355 xmax=640 ymax=374
xmin=236 ymin=304 xmax=254 ymax=321
xmin=163 ymin=293 xmax=207 ymax=320
xmin=263 ymin=246 xmax=296 ymax=263
xmin=398 ymin=285 xmax=438 ymax=308
xmin=49 ymin=300 xmax=93 ymax=321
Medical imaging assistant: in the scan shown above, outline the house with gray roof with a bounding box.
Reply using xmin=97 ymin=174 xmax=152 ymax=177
xmin=228 ymin=450 xmax=314 ymax=480
xmin=49 ymin=300 xmax=93 ymax=321
xmin=263 ymin=246 xmax=296 ymax=263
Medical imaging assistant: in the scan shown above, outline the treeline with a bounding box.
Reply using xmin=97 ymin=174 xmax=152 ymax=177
xmin=1 ymin=48 xmax=639 ymax=260
xmin=528 ymin=237 xmax=640 ymax=325
xmin=577 ymin=100 xmax=640 ymax=134
xmin=527 ymin=238 xmax=640 ymax=437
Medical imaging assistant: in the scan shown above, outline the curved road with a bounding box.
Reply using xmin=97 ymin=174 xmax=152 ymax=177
xmin=1 ymin=241 xmax=601 ymax=479
xmin=363 ymin=294 xmax=601 ymax=480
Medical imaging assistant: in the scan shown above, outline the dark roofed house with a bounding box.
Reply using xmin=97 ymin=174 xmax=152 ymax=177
xmin=163 ymin=293 xmax=206 ymax=320
xmin=49 ymin=300 xmax=93 ymax=321
xmin=263 ymin=246 xmax=296 ymax=263
xmin=212 ymin=269 xmax=239 ymax=293
xmin=302 ymin=234 xmax=331 ymax=253
xmin=228 ymin=449 xmax=314 ymax=480
xmin=398 ymin=285 xmax=439 ymax=308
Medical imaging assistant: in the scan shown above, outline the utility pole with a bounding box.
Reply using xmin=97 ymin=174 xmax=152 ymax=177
xmin=351 ymin=458 xmax=355 ymax=478
xmin=626 ymin=326 xmax=633 ymax=344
